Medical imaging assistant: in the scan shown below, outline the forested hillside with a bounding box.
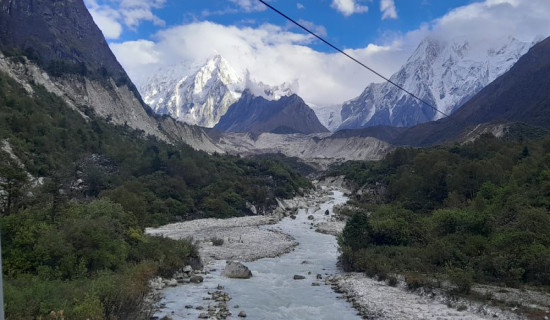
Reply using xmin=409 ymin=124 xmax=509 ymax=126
xmin=330 ymin=133 xmax=550 ymax=298
xmin=0 ymin=69 xmax=311 ymax=319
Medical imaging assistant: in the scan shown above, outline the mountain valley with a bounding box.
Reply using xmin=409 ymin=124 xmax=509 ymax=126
xmin=1 ymin=0 xmax=550 ymax=319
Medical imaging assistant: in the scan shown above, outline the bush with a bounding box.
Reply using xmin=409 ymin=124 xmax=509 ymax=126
xmin=446 ymin=265 xmax=474 ymax=294
xmin=211 ymin=237 xmax=224 ymax=246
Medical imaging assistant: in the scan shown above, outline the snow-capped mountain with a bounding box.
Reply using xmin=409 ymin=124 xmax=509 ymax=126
xmin=140 ymin=55 xmax=296 ymax=128
xmin=140 ymin=54 xmax=244 ymax=128
xmin=338 ymin=36 xmax=532 ymax=130
xmin=313 ymin=104 xmax=343 ymax=132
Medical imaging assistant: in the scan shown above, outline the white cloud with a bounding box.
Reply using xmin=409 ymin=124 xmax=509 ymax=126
xmin=84 ymin=0 xmax=166 ymax=38
xmin=87 ymin=6 xmax=123 ymax=39
xmin=331 ymin=0 xmax=369 ymax=17
xmin=111 ymin=21 xmax=405 ymax=106
xmin=297 ymin=3 xmax=305 ymax=10
xmin=294 ymin=20 xmax=328 ymax=37
xmin=229 ymin=0 xmax=267 ymax=12
xmin=110 ymin=0 xmax=550 ymax=107
xmin=380 ymin=0 xmax=398 ymax=20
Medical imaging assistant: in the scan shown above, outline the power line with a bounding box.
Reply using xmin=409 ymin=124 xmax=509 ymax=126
xmin=258 ymin=0 xmax=490 ymax=141
xmin=257 ymin=0 xmax=451 ymax=120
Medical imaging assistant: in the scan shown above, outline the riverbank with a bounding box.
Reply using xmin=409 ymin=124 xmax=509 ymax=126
xmin=146 ymin=185 xmax=362 ymax=319
xmin=328 ymin=273 xmax=530 ymax=320
xmin=146 ymin=179 xmax=545 ymax=320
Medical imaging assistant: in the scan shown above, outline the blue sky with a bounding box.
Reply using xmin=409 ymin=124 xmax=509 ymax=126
xmin=84 ymin=0 xmax=550 ymax=106
xmin=90 ymin=0 xmax=479 ymax=51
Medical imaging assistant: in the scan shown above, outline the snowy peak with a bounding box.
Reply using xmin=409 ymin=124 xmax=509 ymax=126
xmin=140 ymin=54 xmax=244 ymax=128
xmin=246 ymin=75 xmax=296 ymax=101
xmin=140 ymin=54 xmax=296 ymax=128
xmin=193 ymin=54 xmax=242 ymax=95
xmin=338 ymin=35 xmax=532 ymax=130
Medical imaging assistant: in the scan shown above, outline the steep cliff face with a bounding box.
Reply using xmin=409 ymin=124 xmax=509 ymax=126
xmin=0 ymin=0 xmax=222 ymax=153
xmin=0 ymin=0 xmax=129 ymax=82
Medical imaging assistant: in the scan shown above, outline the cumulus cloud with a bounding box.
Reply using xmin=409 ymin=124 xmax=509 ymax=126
xmin=87 ymin=5 xmax=123 ymax=39
xmin=297 ymin=3 xmax=305 ymax=10
xmin=293 ymin=20 xmax=328 ymax=37
xmin=110 ymin=0 xmax=550 ymax=107
xmin=331 ymin=0 xmax=369 ymax=17
xmin=84 ymin=0 xmax=166 ymax=38
xmin=380 ymin=0 xmax=398 ymax=20
xmin=229 ymin=0 xmax=267 ymax=12
xmin=111 ymin=22 xmax=405 ymax=106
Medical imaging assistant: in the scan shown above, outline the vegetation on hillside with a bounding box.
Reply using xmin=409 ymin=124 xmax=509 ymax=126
xmin=330 ymin=134 xmax=550 ymax=294
xmin=0 ymin=70 xmax=311 ymax=319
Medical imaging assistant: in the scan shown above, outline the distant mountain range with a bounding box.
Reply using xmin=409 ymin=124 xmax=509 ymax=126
xmin=335 ymin=35 xmax=550 ymax=147
xmin=337 ymin=36 xmax=532 ymax=131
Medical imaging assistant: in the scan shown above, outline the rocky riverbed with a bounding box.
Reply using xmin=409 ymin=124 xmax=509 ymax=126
xmin=146 ymin=180 xmax=546 ymax=320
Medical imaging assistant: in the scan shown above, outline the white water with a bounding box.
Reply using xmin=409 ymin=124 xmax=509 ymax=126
xmin=154 ymin=190 xmax=361 ymax=320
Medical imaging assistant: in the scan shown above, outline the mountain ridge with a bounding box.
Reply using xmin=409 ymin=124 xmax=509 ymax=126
xmin=339 ymin=35 xmax=550 ymax=147
xmin=215 ymin=90 xmax=329 ymax=135
xmin=337 ymin=36 xmax=531 ymax=131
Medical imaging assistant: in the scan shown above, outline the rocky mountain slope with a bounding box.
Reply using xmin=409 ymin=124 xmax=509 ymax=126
xmin=214 ymin=91 xmax=329 ymax=134
xmin=215 ymin=132 xmax=393 ymax=165
xmin=338 ymin=36 xmax=531 ymax=130
xmin=337 ymin=35 xmax=550 ymax=147
xmin=0 ymin=0 xmax=222 ymax=153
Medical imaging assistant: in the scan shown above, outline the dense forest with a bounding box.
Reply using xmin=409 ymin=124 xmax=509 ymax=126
xmin=330 ymin=132 xmax=550 ymax=297
xmin=0 ymin=70 xmax=311 ymax=319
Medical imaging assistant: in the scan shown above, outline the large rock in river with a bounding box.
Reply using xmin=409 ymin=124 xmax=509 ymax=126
xmin=222 ymin=261 xmax=253 ymax=279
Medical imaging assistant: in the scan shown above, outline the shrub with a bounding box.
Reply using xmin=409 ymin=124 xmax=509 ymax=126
xmin=211 ymin=237 xmax=224 ymax=246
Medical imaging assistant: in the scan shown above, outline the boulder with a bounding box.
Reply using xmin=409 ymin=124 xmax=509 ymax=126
xmin=198 ymin=312 xmax=208 ymax=318
xmin=166 ymin=279 xmax=178 ymax=287
xmin=238 ymin=311 xmax=247 ymax=318
xmin=190 ymin=275 xmax=204 ymax=283
xmin=183 ymin=265 xmax=193 ymax=273
xmin=293 ymin=275 xmax=306 ymax=280
xmin=222 ymin=261 xmax=253 ymax=279
xmin=308 ymin=215 xmax=314 ymax=220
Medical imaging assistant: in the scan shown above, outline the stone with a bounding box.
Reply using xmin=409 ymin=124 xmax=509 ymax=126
xmin=190 ymin=275 xmax=204 ymax=283
xmin=308 ymin=215 xmax=314 ymax=220
xmin=185 ymin=305 xmax=193 ymax=309
xmin=316 ymin=274 xmax=323 ymax=279
xmin=196 ymin=306 xmax=204 ymax=310
xmin=222 ymin=261 xmax=253 ymax=279
xmin=166 ymin=279 xmax=178 ymax=287
xmin=198 ymin=312 xmax=208 ymax=318
xmin=293 ymin=275 xmax=306 ymax=280
xmin=183 ymin=265 xmax=193 ymax=273
xmin=238 ymin=311 xmax=247 ymax=318
xmin=312 ymin=282 xmax=321 ymax=286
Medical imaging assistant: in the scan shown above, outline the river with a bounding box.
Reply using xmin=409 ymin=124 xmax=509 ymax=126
xmin=153 ymin=189 xmax=362 ymax=320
